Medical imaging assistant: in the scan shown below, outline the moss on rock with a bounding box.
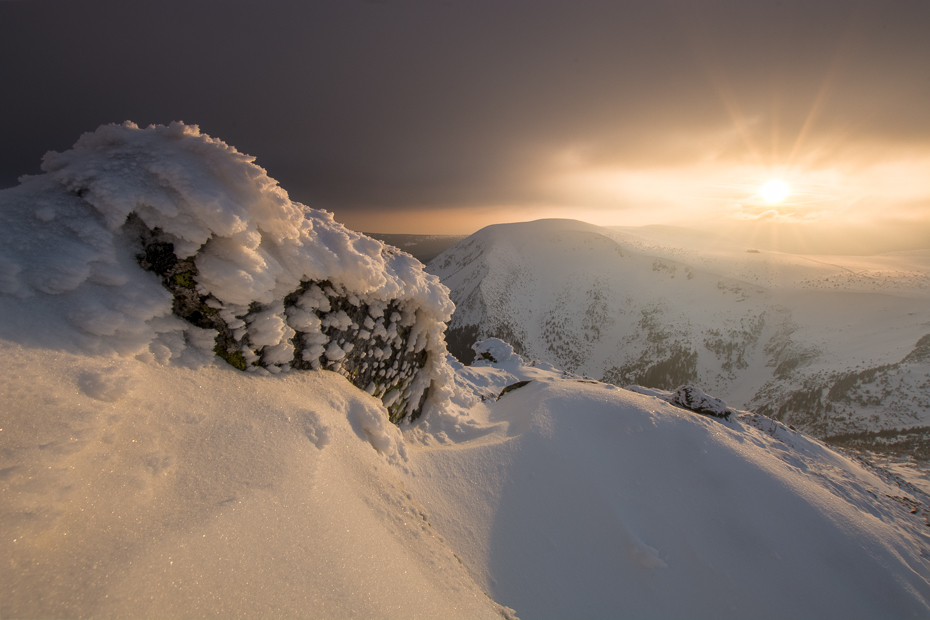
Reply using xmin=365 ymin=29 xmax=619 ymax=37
xmin=132 ymin=215 xmax=435 ymax=423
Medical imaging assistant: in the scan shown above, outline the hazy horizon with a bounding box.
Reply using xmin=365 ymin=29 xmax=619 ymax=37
xmin=365 ymin=217 xmax=930 ymax=257
xmin=3 ymin=0 xmax=929 ymax=253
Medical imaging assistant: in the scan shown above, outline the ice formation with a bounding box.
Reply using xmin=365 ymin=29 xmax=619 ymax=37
xmin=0 ymin=121 xmax=454 ymax=421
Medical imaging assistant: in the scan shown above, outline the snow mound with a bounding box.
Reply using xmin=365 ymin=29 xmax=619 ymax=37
xmin=0 ymin=121 xmax=455 ymax=421
xmin=472 ymin=337 xmax=526 ymax=371
xmin=406 ymin=340 xmax=930 ymax=619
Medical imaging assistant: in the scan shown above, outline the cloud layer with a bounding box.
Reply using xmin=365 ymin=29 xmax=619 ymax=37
xmin=2 ymin=0 xmax=928 ymax=248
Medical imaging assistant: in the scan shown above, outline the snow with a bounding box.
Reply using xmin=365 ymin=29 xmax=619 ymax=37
xmin=407 ymin=342 xmax=930 ymax=619
xmin=0 ymin=343 xmax=505 ymax=619
xmin=4 ymin=127 xmax=930 ymax=618
xmin=428 ymin=218 xmax=930 ymax=441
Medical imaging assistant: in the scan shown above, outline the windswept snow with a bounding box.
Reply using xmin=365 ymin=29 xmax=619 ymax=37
xmin=4 ymin=127 xmax=930 ymax=618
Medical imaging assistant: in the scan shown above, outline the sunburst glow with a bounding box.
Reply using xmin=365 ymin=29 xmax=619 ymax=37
xmin=760 ymin=179 xmax=791 ymax=204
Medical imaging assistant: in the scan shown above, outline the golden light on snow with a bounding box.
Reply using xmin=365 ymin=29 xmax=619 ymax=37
xmin=760 ymin=179 xmax=791 ymax=204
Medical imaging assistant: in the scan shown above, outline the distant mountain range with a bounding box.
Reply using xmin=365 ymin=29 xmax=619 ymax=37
xmin=428 ymin=219 xmax=930 ymax=456
xmin=364 ymin=232 xmax=466 ymax=263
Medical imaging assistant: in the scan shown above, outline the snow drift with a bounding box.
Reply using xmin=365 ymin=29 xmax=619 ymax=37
xmin=0 ymin=121 xmax=454 ymax=421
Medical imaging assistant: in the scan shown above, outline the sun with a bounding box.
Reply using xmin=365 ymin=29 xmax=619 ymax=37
xmin=760 ymin=179 xmax=791 ymax=204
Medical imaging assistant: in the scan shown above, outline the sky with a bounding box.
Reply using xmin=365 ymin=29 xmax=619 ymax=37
xmin=1 ymin=0 xmax=929 ymax=253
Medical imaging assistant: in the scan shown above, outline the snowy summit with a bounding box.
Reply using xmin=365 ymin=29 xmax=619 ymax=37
xmin=3 ymin=123 xmax=930 ymax=619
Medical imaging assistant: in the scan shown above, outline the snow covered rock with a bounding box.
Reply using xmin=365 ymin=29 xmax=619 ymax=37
xmin=0 ymin=121 xmax=455 ymax=422
xmin=628 ymin=384 xmax=733 ymax=420
xmin=472 ymin=337 xmax=525 ymax=369
xmin=668 ymin=385 xmax=732 ymax=420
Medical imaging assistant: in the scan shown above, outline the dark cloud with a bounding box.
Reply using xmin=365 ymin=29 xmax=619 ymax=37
xmin=2 ymin=0 xmax=929 ymax=229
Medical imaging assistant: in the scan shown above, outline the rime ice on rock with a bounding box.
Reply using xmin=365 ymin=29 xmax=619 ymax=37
xmin=0 ymin=121 xmax=455 ymax=422
xmin=626 ymin=384 xmax=733 ymax=420
xmin=668 ymin=385 xmax=732 ymax=420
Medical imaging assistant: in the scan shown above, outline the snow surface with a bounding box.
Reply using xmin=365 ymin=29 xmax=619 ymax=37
xmin=5 ymin=127 xmax=930 ymax=618
xmin=409 ymin=342 xmax=930 ymax=619
xmin=0 ymin=340 xmax=518 ymax=619
xmin=6 ymin=333 xmax=930 ymax=618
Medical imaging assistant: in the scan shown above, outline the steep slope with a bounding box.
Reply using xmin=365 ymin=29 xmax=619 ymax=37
xmin=428 ymin=219 xmax=930 ymax=451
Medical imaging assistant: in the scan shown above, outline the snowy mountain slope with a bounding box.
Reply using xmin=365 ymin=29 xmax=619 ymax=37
xmin=5 ymin=127 xmax=930 ymax=618
xmin=6 ymin=328 xmax=930 ymax=618
xmin=405 ymin=340 xmax=930 ymax=620
xmin=428 ymin=219 xmax=930 ymax=452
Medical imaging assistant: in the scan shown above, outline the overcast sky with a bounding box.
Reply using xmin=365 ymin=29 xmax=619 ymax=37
xmin=2 ymin=0 xmax=929 ymax=250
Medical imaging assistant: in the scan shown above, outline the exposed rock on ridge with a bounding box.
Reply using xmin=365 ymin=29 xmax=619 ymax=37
xmin=0 ymin=121 xmax=455 ymax=423
xmin=134 ymin=216 xmax=433 ymax=421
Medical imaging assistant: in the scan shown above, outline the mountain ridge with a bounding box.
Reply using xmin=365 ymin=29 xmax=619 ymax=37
xmin=428 ymin=218 xmax=930 ymax=455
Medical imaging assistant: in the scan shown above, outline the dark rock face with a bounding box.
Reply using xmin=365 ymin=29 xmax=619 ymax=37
xmin=283 ymin=280 xmax=430 ymax=423
xmin=133 ymin=217 xmax=250 ymax=371
xmin=132 ymin=216 xmax=432 ymax=423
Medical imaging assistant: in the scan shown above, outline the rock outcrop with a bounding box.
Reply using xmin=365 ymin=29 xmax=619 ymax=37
xmin=0 ymin=121 xmax=455 ymax=422
xmin=134 ymin=215 xmax=438 ymax=421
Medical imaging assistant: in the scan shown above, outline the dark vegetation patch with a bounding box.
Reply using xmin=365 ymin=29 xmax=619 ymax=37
xmin=602 ymin=342 xmax=698 ymax=390
xmin=825 ymin=426 xmax=930 ymax=460
xmin=446 ymin=324 xmax=481 ymax=364
xmin=703 ymin=313 xmax=765 ymax=374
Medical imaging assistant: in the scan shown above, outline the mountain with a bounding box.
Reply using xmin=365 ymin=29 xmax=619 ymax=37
xmin=428 ymin=219 xmax=930 ymax=455
xmin=364 ymin=232 xmax=467 ymax=263
xmin=4 ymin=124 xmax=930 ymax=618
